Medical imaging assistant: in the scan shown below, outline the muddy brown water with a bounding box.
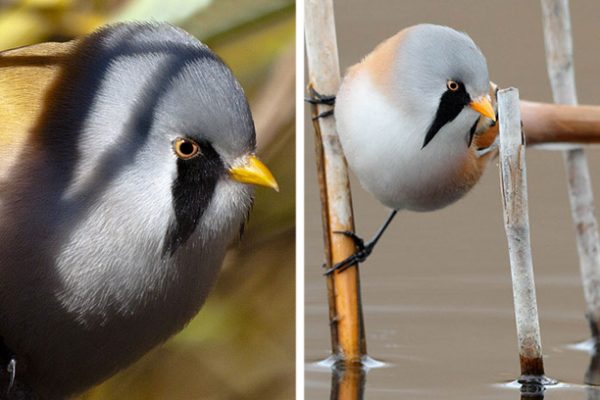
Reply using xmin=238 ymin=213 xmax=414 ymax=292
xmin=305 ymin=1 xmax=600 ymax=399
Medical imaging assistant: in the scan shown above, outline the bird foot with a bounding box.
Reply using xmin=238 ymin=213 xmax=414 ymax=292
xmin=305 ymin=88 xmax=336 ymax=120
xmin=324 ymin=231 xmax=374 ymax=275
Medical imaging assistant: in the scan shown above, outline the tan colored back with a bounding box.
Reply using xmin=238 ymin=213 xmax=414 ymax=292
xmin=0 ymin=41 xmax=75 ymax=180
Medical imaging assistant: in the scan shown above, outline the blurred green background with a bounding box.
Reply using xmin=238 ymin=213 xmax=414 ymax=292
xmin=0 ymin=1 xmax=295 ymax=399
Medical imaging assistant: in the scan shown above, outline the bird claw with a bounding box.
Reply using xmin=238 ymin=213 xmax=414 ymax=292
xmin=306 ymin=88 xmax=336 ymax=120
xmin=305 ymin=88 xmax=336 ymax=105
xmin=324 ymin=254 xmax=358 ymax=275
xmin=324 ymin=231 xmax=374 ymax=275
xmin=312 ymin=110 xmax=333 ymax=120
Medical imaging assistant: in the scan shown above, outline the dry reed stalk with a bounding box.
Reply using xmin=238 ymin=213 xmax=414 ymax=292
xmin=305 ymin=0 xmax=366 ymax=362
xmin=522 ymin=101 xmax=600 ymax=146
xmin=540 ymin=0 xmax=600 ymax=338
xmin=498 ymin=88 xmax=546 ymax=379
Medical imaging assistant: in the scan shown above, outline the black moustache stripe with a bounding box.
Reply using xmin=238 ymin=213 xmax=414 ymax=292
xmin=163 ymin=142 xmax=224 ymax=256
xmin=422 ymin=82 xmax=471 ymax=149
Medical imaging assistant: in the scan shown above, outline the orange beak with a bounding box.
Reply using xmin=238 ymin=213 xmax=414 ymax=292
xmin=469 ymin=95 xmax=496 ymax=121
xmin=229 ymin=154 xmax=279 ymax=191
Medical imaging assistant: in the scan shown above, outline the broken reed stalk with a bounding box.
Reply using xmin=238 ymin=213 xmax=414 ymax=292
xmin=305 ymin=0 xmax=366 ymax=363
xmin=522 ymin=101 xmax=600 ymax=146
xmin=498 ymin=88 xmax=546 ymax=380
xmin=541 ymin=0 xmax=600 ymax=339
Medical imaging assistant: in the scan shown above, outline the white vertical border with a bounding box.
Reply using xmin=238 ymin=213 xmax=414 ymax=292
xmin=295 ymin=0 xmax=305 ymax=399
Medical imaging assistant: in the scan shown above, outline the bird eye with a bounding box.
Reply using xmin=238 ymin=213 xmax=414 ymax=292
xmin=447 ymin=80 xmax=460 ymax=91
xmin=173 ymin=138 xmax=201 ymax=160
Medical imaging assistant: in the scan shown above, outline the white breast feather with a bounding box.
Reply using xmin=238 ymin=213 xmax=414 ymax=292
xmin=336 ymin=70 xmax=479 ymax=211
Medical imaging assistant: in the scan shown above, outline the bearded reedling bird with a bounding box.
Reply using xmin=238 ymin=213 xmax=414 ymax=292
xmin=322 ymin=24 xmax=498 ymax=273
xmin=0 ymin=22 xmax=278 ymax=398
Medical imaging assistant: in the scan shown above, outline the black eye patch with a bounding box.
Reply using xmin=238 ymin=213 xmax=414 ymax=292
xmin=422 ymin=81 xmax=471 ymax=149
xmin=163 ymin=141 xmax=224 ymax=256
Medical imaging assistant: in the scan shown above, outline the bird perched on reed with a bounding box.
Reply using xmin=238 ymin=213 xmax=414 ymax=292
xmin=315 ymin=24 xmax=499 ymax=273
xmin=0 ymin=22 xmax=278 ymax=398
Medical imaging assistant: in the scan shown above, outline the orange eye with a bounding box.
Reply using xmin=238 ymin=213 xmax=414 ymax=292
xmin=447 ymin=80 xmax=460 ymax=91
xmin=173 ymin=138 xmax=201 ymax=160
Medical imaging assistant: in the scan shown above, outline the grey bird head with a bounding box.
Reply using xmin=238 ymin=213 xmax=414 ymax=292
xmin=69 ymin=22 xmax=266 ymax=254
xmin=0 ymin=22 xmax=277 ymax=397
xmin=390 ymin=24 xmax=493 ymax=148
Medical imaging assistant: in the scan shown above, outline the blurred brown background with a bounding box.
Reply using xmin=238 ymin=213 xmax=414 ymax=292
xmin=0 ymin=1 xmax=295 ymax=399
xmin=306 ymin=1 xmax=600 ymax=399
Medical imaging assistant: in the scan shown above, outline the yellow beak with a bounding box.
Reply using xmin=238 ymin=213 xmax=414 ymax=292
xmin=469 ymin=95 xmax=496 ymax=121
xmin=229 ymin=154 xmax=279 ymax=191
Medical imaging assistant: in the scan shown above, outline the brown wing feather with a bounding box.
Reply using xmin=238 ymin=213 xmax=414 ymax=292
xmin=0 ymin=41 xmax=76 ymax=180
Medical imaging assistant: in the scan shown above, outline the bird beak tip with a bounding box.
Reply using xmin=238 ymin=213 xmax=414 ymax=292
xmin=469 ymin=96 xmax=496 ymax=122
xmin=229 ymin=154 xmax=279 ymax=191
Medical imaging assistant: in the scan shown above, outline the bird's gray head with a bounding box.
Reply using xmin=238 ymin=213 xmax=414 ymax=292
xmin=391 ymin=24 xmax=493 ymax=148
xmin=43 ymin=22 xmax=277 ymax=257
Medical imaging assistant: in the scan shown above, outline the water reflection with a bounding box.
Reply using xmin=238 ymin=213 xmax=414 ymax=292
xmin=323 ymin=358 xmax=600 ymax=400
xmin=587 ymin=386 xmax=600 ymax=400
xmin=328 ymin=367 xmax=552 ymax=400
xmin=584 ymin=342 xmax=600 ymax=399
xmin=330 ymin=363 xmax=366 ymax=400
xmin=586 ymin=344 xmax=600 ymax=386
xmin=519 ymin=381 xmax=545 ymax=399
xmin=515 ymin=347 xmax=600 ymax=400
